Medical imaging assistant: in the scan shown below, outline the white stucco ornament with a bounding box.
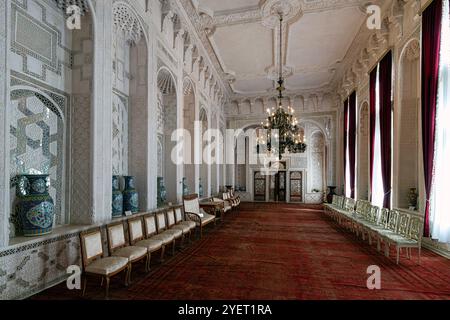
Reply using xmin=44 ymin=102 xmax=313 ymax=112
xmin=261 ymin=0 xmax=303 ymax=28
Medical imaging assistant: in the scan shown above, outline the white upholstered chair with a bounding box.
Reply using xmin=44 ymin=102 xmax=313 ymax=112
xmin=173 ymin=206 xmax=196 ymax=243
xmin=183 ymin=194 xmax=216 ymax=238
xmin=127 ymin=217 xmax=163 ymax=271
xmin=143 ymin=213 xmax=174 ymax=262
xmin=106 ymin=222 xmax=148 ymax=284
xmin=80 ymin=228 xmax=129 ymax=298
xmin=213 ymin=197 xmax=232 ymax=214
xmin=155 ymin=210 xmax=183 ymax=256
xmin=166 ymin=207 xmax=192 ymax=246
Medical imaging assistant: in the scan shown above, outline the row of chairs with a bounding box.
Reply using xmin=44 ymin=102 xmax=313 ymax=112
xmin=79 ymin=192 xmax=241 ymax=298
xmin=324 ymin=195 xmax=423 ymax=265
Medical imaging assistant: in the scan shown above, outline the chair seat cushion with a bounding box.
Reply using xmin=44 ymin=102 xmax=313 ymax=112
xmin=171 ymin=224 xmax=191 ymax=234
xmin=135 ymin=239 xmax=163 ymax=252
xmin=384 ymin=234 xmax=418 ymax=245
xmin=152 ymin=233 xmax=175 ymax=244
xmin=112 ymin=246 xmax=147 ymax=261
xmin=198 ymin=213 xmax=215 ymax=226
xmin=178 ymin=221 xmax=196 ymax=230
xmin=164 ymin=228 xmax=183 ymax=238
xmin=85 ymin=257 xmax=128 ymax=276
xmin=224 ymin=205 xmax=232 ymax=212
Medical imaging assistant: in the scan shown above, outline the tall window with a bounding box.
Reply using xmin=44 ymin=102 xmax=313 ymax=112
xmin=372 ymin=66 xmax=384 ymax=208
xmin=345 ymin=107 xmax=351 ymax=198
xmin=430 ymin=0 xmax=450 ymax=243
xmin=370 ymin=51 xmax=393 ymax=209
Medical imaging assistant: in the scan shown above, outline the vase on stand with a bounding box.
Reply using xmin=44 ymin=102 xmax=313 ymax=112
xmin=182 ymin=177 xmax=189 ymax=196
xmin=326 ymin=186 xmax=337 ymax=204
xmin=199 ymin=179 xmax=204 ymax=198
xmin=112 ymin=176 xmax=123 ymax=217
xmin=15 ymin=174 xmax=55 ymax=237
xmin=157 ymin=177 xmax=167 ymax=207
xmin=408 ymin=188 xmax=418 ymax=210
xmin=123 ymin=176 xmax=139 ymax=214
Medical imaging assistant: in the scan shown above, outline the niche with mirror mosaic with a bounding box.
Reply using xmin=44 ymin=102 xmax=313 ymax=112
xmin=8 ymin=0 xmax=94 ymax=237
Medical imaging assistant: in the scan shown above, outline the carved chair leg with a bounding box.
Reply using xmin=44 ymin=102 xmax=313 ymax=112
xmin=82 ymin=275 xmax=87 ymax=297
xmin=172 ymin=240 xmax=176 ymax=255
xmin=128 ymin=263 xmax=133 ymax=284
xmin=160 ymin=246 xmax=166 ymax=263
xmin=105 ymin=277 xmax=110 ymax=300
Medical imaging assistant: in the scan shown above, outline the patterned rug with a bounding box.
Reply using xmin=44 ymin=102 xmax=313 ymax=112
xmin=31 ymin=203 xmax=450 ymax=300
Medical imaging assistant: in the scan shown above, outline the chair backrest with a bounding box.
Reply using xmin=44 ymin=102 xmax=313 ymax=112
xmin=408 ymin=216 xmax=423 ymax=242
xmin=338 ymin=196 xmax=345 ymax=208
xmin=167 ymin=208 xmax=176 ymax=228
xmin=143 ymin=214 xmax=158 ymax=237
xmin=223 ymin=193 xmax=230 ymax=200
xmin=174 ymin=206 xmax=184 ymax=223
xmin=345 ymin=198 xmax=356 ymax=212
xmin=355 ymin=200 xmax=365 ymax=216
xmin=369 ymin=205 xmax=380 ymax=223
xmin=377 ymin=207 xmax=389 ymax=227
xmin=397 ymin=212 xmax=411 ymax=237
xmin=80 ymin=229 xmax=104 ymax=268
xmin=387 ymin=209 xmax=400 ymax=232
xmin=128 ymin=217 xmax=145 ymax=244
xmin=184 ymin=194 xmax=200 ymax=214
xmin=107 ymin=222 xmax=127 ymax=252
xmin=156 ymin=210 xmax=168 ymax=232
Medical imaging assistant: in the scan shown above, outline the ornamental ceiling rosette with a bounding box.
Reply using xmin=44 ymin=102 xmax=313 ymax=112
xmin=261 ymin=0 xmax=303 ymax=29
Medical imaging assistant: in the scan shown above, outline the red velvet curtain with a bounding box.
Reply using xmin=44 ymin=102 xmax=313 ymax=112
xmin=369 ymin=68 xmax=377 ymax=200
xmin=378 ymin=51 xmax=392 ymax=209
xmin=422 ymin=0 xmax=442 ymax=237
xmin=348 ymin=92 xmax=357 ymax=199
xmin=343 ymin=99 xmax=349 ymax=194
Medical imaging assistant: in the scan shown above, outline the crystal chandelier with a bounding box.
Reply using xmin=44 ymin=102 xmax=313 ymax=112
xmin=258 ymin=12 xmax=307 ymax=160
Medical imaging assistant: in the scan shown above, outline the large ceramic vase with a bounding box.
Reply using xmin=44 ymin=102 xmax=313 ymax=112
xmin=199 ymin=179 xmax=204 ymax=198
xmin=123 ymin=176 xmax=139 ymax=214
xmin=326 ymin=186 xmax=337 ymax=204
xmin=112 ymin=176 xmax=123 ymax=217
xmin=157 ymin=177 xmax=167 ymax=207
xmin=15 ymin=174 xmax=54 ymax=237
xmin=182 ymin=177 xmax=189 ymax=196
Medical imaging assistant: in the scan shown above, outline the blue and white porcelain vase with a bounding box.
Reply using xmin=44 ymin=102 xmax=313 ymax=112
xmin=15 ymin=174 xmax=54 ymax=237
xmin=123 ymin=176 xmax=139 ymax=213
xmin=199 ymin=179 xmax=204 ymax=198
xmin=182 ymin=177 xmax=189 ymax=196
xmin=112 ymin=175 xmax=123 ymax=217
xmin=157 ymin=177 xmax=167 ymax=207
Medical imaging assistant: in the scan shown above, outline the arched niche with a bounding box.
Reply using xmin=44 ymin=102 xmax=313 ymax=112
xmin=309 ymin=130 xmax=326 ymax=193
xmin=157 ymin=67 xmax=178 ymax=204
xmin=183 ymin=77 xmax=196 ymax=194
xmin=357 ymin=101 xmax=369 ymax=200
xmin=199 ymin=108 xmax=209 ymax=196
xmin=8 ymin=1 xmax=96 ymax=235
xmin=111 ymin=2 xmax=150 ymax=211
xmin=397 ymin=39 xmax=420 ymax=208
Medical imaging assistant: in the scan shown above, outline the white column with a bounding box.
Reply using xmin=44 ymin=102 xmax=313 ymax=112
xmin=0 ymin=0 xmax=10 ymax=246
xmin=92 ymin=3 xmax=113 ymax=223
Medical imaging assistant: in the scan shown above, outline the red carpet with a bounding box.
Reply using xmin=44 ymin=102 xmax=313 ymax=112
xmin=32 ymin=203 xmax=450 ymax=300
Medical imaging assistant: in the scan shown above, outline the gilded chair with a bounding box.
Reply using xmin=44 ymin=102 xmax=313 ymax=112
xmin=183 ymin=194 xmax=216 ymax=238
xmin=127 ymin=217 xmax=163 ymax=271
xmin=80 ymin=228 xmax=129 ymax=299
xmin=143 ymin=213 xmax=174 ymax=262
xmin=173 ymin=206 xmax=196 ymax=243
xmin=155 ymin=210 xmax=183 ymax=255
xmin=106 ymin=222 xmax=148 ymax=284
xmin=166 ymin=207 xmax=192 ymax=247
